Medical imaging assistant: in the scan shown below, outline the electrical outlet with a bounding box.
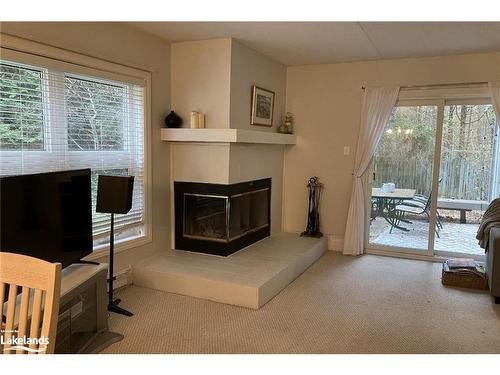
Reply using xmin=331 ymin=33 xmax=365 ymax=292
xmin=343 ymin=146 xmax=350 ymax=156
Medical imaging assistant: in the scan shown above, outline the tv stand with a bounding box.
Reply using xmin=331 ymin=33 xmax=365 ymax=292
xmin=56 ymin=263 xmax=123 ymax=353
xmin=74 ymin=260 xmax=100 ymax=265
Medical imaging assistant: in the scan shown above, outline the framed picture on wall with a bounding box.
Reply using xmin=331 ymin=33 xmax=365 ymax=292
xmin=251 ymin=85 xmax=275 ymax=127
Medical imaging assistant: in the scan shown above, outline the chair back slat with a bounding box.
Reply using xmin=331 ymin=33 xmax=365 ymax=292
xmin=40 ymin=280 xmax=60 ymax=354
xmin=28 ymin=289 xmax=43 ymax=354
xmin=0 ymin=252 xmax=61 ymax=355
xmin=16 ymin=287 xmax=31 ymax=354
xmin=3 ymin=284 xmax=18 ymax=353
xmin=0 ymin=283 xmax=5 ymax=322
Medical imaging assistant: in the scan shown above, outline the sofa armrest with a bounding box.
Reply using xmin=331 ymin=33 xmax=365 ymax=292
xmin=487 ymin=227 xmax=500 ymax=297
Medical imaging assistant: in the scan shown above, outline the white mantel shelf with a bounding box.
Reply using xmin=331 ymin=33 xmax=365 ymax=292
xmin=161 ymin=128 xmax=297 ymax=145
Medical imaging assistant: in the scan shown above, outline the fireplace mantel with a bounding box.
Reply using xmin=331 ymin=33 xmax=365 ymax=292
xmin=161 ymin=128 xmax=297 ymax=145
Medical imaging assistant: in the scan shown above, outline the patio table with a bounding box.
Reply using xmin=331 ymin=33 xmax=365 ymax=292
xmin=371 ymin=188 xmax=416 ymax=231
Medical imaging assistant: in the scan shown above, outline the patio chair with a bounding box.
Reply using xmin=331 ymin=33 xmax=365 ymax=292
xmin=401 ymin=194 xmax=443 ymax=229
xmin=370 ymin=198 xmax=378 ymax=222
xmin=400 ymin=178 xmax=444 ymax=229
xmin=390 ymin=193 xmax=441 ymax=238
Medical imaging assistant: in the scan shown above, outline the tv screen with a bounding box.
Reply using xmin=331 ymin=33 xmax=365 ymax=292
xmin=0 ymin=169 xmax=93 ymax=268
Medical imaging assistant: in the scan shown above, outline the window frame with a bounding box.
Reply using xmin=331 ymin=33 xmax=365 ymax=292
xmin=0 ymin=34 xmax=152 ymax=260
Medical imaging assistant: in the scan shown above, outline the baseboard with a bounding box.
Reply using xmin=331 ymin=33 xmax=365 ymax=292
xmin=327 ymin=235 xmax=344 ymax=252
xmin=112 ymin=265 xmax=133 ymax=290
xmin=279 ymin=231 xmax=344 ymax=252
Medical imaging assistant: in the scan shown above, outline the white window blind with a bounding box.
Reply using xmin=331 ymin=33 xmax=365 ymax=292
xmin=0 ymin=58 xmax=146 ymax=247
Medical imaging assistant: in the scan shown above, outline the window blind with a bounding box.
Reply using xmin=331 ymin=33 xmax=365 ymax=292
xmin=0 ymin=59 xmax=146 ymax=247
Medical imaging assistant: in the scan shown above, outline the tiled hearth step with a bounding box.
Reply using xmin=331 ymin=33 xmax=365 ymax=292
xmin=133 ymin=232 xmax=327 ymax=309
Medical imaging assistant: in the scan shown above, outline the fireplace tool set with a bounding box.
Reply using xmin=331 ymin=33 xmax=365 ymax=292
xmin=301 ymin=176 xmax=323 ymax=238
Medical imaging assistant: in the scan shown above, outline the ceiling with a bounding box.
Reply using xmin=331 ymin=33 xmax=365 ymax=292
xmin=127 ymin=22 xmax=500 ymax=66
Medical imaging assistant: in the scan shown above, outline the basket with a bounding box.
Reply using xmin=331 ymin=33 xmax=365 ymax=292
xmin=441 ymin=261 xmax=488 ymax=290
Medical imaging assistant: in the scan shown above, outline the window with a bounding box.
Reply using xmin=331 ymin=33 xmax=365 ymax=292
xmin=0 ymin=57 xmax=147 ymax=249
xmin=0 ymin=63 xmax=44 ymax=150
xmin=65 ymin=75 xmax=127 ymax=151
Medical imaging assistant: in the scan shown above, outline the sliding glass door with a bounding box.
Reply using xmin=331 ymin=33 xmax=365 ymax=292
xmin=434 ymin=102 xmax=496 ymax=258
xmin=366 ymin=96 xmax=497 ymax=259
xmin=368 ymin=103 xmax=439 ymax=256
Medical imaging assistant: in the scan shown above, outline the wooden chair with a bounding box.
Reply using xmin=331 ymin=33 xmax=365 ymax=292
xmin=0 ymin=252 xmax=61 ymax=354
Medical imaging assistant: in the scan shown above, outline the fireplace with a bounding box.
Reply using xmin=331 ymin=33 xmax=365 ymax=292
xmin=174 ymin=178 xmax=271 ymax=256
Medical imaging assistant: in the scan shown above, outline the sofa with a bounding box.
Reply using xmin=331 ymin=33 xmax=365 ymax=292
xmin=486 ymin=227 xmax=500 ymax=304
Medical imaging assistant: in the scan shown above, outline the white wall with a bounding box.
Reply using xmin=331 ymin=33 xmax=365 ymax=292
xmin=170 ymin=38 xmax=287 ymax=131
xmin=284 ymin=51 xmax=500 ymax=248
xmin=230 ymin=40 xmax=286 ymax=132
xmin=1 ymin=22 xmax=172 ymax=270
xmin=171 ymin=39 xmax=232 ymax=129
xmin=172 ymin=143 xmax=231 ymax=184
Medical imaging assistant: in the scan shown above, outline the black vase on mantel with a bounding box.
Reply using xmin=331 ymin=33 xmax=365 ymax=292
xmin=164 ymin=110 xmax=183 ymax=128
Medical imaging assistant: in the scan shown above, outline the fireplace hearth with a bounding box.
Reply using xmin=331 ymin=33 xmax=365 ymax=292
xmin=174 ymin=178 xmax=271 ymax=256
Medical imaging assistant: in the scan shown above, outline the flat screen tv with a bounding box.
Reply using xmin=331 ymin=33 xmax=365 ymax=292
xmin=0 ymin=169 xmax=93 ymax=268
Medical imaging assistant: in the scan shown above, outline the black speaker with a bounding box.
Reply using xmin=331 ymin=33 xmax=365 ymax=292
xmin=96 ymin=175 xmax=134 ymax=214
xmin=96 ymin=174 xmax=135 ymax=317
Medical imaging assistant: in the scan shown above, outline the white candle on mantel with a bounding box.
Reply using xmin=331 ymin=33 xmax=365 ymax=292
xmin=190 ymin=111 xmax=199 ymax=128
xmin=197 ymin=113 xmax=205 ymax=128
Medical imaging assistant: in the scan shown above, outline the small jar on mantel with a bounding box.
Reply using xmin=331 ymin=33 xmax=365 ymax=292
xmin=164 ymin=110 xmax=183 ymax=128
xmin=190 ymin=111 xmax=206 ymax=128
xmin=284 ymin=112 xmax=294 ymax=134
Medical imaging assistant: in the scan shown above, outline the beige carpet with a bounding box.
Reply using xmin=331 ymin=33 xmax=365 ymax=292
xmin=102 ymin=252 xmax=500 ymax=354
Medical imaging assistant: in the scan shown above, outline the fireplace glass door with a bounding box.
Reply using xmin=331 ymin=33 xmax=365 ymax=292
xmin=184 ymin=194 xmax=228 ymax=242
xmin=183 ymin=188 xmax=270 ymax=243
xmin=175 ymin=178 xmax=271 ymax=256
xmin=229 ymin=188 xmax=270 ymax=240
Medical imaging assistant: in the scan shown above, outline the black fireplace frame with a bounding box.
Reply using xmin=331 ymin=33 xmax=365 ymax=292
xmin=174 ymin=178 xmax=271 ymax=256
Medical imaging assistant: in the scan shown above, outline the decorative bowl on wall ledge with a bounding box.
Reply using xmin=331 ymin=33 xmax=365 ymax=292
xmin=164 ymin=110 xmax=183 ymax=128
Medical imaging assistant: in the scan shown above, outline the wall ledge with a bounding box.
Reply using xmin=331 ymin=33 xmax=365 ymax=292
xmin=161 ymin=128 xmax=296 ymax=145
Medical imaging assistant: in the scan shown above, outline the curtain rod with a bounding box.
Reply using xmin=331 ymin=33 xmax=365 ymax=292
xmin=1 ymin=33 xmax=152 ymax=75
xmin=361 ymin=81 xmax=489 ymax=90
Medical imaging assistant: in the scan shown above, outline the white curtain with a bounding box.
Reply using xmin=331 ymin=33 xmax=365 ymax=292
xmin=343 ymin=86 xmax=400 ymax=256
xmin=490 ymin=81 xmax=500 ymax=124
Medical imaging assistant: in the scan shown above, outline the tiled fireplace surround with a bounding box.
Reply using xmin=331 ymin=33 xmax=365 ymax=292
xmin=169 ymin=141 xmax=286 ymax=253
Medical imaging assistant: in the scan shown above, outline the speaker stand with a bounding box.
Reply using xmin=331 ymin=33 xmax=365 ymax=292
xmin=107 ymin=213 xmax=134 ymax=317
xmin=108 ymin=299 xmax=133 ymax=317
